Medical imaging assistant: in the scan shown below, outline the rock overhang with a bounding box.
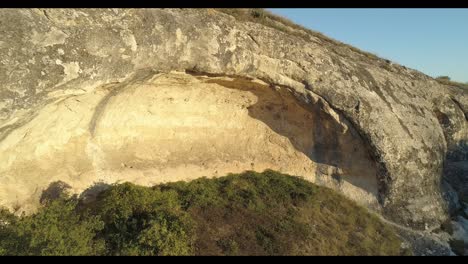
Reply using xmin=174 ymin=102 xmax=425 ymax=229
xmin=0 ymin=8 xmax=467 ymax=230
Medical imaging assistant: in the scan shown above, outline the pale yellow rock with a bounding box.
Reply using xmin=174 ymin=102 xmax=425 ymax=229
xmin=0 ymin=72 xmax=379 ymax=214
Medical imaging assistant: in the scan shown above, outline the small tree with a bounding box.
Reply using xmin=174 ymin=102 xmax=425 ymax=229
xmin=436 ymin=76 xmax=451 ymax=81
xmin=251 ymin=9 xmax=266 ymax=19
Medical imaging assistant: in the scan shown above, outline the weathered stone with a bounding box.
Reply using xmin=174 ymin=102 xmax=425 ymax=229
xmin=0 ymin=8 xmax=466 ymax=230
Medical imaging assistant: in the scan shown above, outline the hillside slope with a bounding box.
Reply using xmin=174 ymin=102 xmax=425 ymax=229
xmin=0 ymin=170 xmax=408 ymax=256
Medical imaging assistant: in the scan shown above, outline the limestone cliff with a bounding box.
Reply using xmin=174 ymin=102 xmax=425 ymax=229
xmin=0 ymin=8 xmax=467 ymax=232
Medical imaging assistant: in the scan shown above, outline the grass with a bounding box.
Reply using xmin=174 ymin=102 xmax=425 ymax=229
xmin=0 ymin=170 xmax=407 ymax=256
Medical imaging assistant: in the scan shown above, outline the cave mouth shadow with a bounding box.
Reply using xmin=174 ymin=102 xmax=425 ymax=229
xmin=439 ymin=140 xmax=468 ymax=255
xmin=201 ymin=77 xmax=380 ymax=201
xmin=441 ymin=140 xmax=468 ymax=219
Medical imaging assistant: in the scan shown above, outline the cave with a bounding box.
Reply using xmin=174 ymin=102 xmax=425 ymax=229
xmin=0 ymin=71 xmax=380 ymax=212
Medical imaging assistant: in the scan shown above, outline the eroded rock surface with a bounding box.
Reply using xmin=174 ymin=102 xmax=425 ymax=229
xmin=0 ymin=8 xmax=467 ymax=231
xmin=0 ymin=71 xmax=380 ymax=214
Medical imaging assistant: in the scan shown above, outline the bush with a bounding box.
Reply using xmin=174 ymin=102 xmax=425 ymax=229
xmin=0 ymin=199 xmax=105 ymax=256
xmin=89 ymin=183 xmax=195 ymax=255
xmin=250 ymin=9 xmax=265 ymax=19
xmin=436 ymin=76 xmax=451 ymax=81
xmin=0 ymin=170 xmax=406 ymax=256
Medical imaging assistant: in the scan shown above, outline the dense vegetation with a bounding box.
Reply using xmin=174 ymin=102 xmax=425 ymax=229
xmin=0 ymin=170 xmax=407 ymax=256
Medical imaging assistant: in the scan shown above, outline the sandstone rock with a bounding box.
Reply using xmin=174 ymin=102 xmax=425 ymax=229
xmin=0 ymin=8 xmax=466 ymax=230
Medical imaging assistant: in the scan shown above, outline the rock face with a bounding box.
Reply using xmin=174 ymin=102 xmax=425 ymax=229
xmin=0 ymin=8 xmax=467 ymax=230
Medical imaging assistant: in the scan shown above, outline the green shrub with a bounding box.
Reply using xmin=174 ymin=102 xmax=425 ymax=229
xmin=250 ymin=9 xmax=265 ymax=19
xmin=0 ymin=199 xmax=105 ymax=256
xmin=0 ymin=170 xmax=406 ymax=256
xmin=89 ymin=183 xmax=195 ymax=255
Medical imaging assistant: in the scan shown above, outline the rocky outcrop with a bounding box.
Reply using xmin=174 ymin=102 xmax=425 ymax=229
xmin=0 ymin=8 xmax=467 ymax=231
xmin=0 ymin=70 xmax=381 ymax=214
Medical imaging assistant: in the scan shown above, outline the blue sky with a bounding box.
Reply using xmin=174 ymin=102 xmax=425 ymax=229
xmin=268 ymin=8 xmax=468 ymax=83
